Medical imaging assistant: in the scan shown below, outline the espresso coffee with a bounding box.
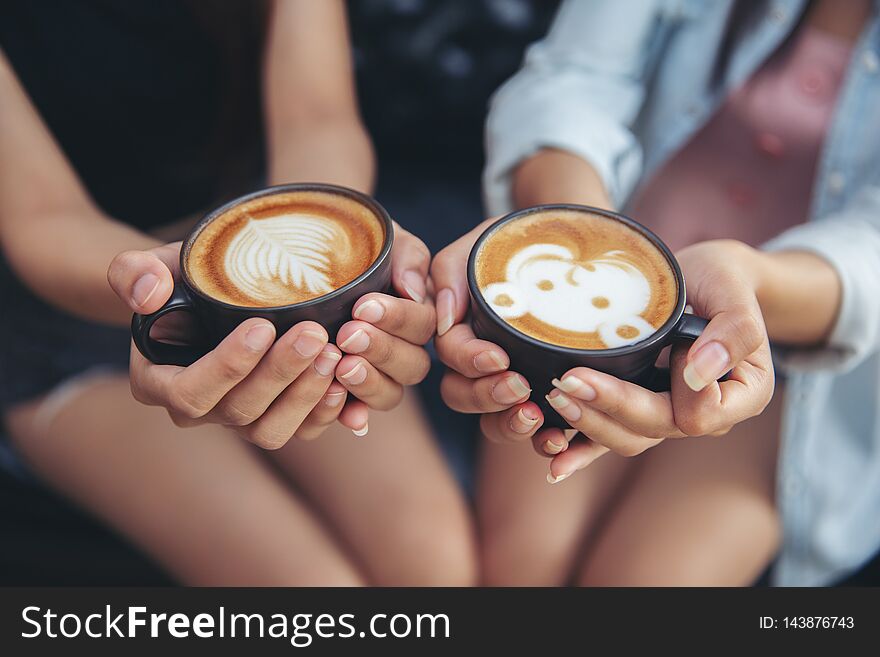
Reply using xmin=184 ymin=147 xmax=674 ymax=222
xmin=474 ymin=209 xmax=677 ymax=350
xmin=187 ymin=190 xmax=385 ymax=307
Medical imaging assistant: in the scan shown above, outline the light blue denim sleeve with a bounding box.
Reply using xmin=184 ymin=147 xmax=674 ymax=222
xmin=762 ymin=185 xmax=880 ymax=373
xmin=483 ymin=0 xmax=666 ymax=215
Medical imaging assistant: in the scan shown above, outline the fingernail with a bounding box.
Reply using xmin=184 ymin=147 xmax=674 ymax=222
xmin=352 ymin=423 xmax=369 ymax=437
xmin=131 ymin=273 xmax=160 ymax=308
xmin=293 ymin=330 xmax=326 ymax=358
xmin=244 ymin=324 xmax=275 ymax=352
xmin=402 ymin=270 xmax=425 ymax=304
xmin=474 ymin=350 xmax=508 ymax=374
xmin=547 ymin=472 xmax=570 ymax=485
xmin=510 ymin=408 xmax=539 ymax=434
xmin=492 ymin=374 xmax=531 ymax=404
xmin=339 ymin=361 xmax=367 ymax=385
xmin=339 ymin=328 xmax=370 ymax=354
xmin=551 ymin=376 xmax=596 ymax=401
xmin=683 ymin=341 xmax=730 ymax=392
xmin=324 ymin=391 xmax=346 ymax=408
xmin=436 ymin=288 xmax=455 ymax=336
xmin=542 ymin=439 xmax=566 ymax=455
xmin=314 ymin=350 xmax=341 ymax=376
xmin=546 ymin=392 xmax=581 ymax=422
xmin=353 ymin=299 xmax=385 ymax=324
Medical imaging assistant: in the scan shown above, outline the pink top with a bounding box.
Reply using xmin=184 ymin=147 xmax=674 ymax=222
xmin=631 ymin=27 xmax=853 ymax=252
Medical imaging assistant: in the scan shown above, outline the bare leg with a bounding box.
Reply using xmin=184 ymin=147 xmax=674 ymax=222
xmin=270 ymin=389 xmax=478 ymax=586
xmin=577 ymin=388 xmax=783 ymax=586
xmin=477 ymin=436 xmax=634 ymax=586
xmin=5 ymin=374 xmax=364 ymax=586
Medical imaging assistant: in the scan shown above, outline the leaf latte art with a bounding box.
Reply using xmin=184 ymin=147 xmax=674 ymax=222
xmin=224 ymin=214 xmax=346 ymax=303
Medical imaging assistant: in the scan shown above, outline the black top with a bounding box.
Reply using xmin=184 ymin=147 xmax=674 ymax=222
xmin=0 ymin=0 xmax=265 ymax=230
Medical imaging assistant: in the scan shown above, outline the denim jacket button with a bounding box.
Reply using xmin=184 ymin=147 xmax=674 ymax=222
xmin=863 ymin=50 xmax=879 ymax=74
xmin=827 ymin=171 xmax=845 ymax=194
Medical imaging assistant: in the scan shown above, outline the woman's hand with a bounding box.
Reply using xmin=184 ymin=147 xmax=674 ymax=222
xmin=431 ymin=219 xmax=543 ymax=443
xmin=108 ymin=242 xmax=363 ymax=448
xmin=539 ymin=240 xmax=775 ymax=483
xmin=333 ymin=223 xmax=436 ymax=422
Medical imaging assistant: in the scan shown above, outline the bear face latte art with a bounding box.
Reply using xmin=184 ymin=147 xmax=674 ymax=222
xmin=187 ymin=190 xmax=385 ymax=308
xmin=474 ymin=210 xmax=677 ymax=350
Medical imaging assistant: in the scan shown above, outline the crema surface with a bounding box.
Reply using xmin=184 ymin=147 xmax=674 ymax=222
xmin=188 ymin=191 xmax=384 ymax=307
xmin=476 ymin=210 xmax=677 ymax=350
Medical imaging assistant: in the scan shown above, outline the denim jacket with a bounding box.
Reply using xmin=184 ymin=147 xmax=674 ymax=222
xmin=484 ymin=0 xmax=880 ymax=585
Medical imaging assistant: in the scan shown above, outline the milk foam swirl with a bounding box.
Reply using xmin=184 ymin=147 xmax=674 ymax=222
xmin=481 ymin=243 xmax=657 ymax=348
xmin=224 ymin=213 xmax=348 ymax=304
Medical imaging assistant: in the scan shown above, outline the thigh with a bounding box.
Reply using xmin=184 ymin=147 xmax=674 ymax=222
xmin=578 ymin=387 xmax=783 ymax=586
xmin=477 ymin=435 xmax=634 ymax=586
xmin=5 ymin=374 xmax=363 ymax=586
xmin=270 ymin=389 xmax=477 ymax=586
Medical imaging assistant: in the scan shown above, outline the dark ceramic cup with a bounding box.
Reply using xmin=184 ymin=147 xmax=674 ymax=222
xmin=132 ymin=183 xmax=394 ymax=366
xmin=467 ymin=204 xmax=713 ymax=428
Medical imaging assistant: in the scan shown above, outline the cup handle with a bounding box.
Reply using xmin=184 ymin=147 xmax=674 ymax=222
xmin=645 ymin=313 xmax=730 ymax=392
xmin=131 ymin=284 xmax=206 ymax=366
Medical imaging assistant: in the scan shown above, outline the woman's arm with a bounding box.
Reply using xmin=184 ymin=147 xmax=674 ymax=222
xmin=0 ymin=49 xmax=161 ymax=325
xmin=263 ymin=0 xmax=374 ymax=192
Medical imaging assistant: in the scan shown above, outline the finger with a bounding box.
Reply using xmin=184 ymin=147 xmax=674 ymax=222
xmin=529 ymin=426 xmax=573 ymax=458
xmin=107 ymin=242 xmax=181 ymax=314
xmin=478 ymin=401 xmax=544 ymax=444
xmin=352 ymin=293 xmax=436 ymax=345
xmin=546 ymin=437 xmax=611 ymax=484
xmin=545 ymin=389 xmax=663 ymax=457
xmin=434 ymin=322 xmax=510 ymax=378
xmin=440 ymin=370 xmax=531 ymax=414
xmin=336 ymin=320 xmax=431 ymax=385
xmin=670 ymin=340 xmax=775 ymax=437
xmin=683 ymin=286 xmax=767 ymax=393
xmin=208 ymin=322 xmax=329 ymax=426
xmin=243 ymin=344 xmax=340 ymax=449
xmin=132 ymin=318 xmax=276 ymax=424
xmin=293 ymin=381 xmax=348 ymax=441
xmin=336 ymin=355 xmax=403 ymax=411
xmin=431 ymin=217 xmax=499 ymax=335
xmin=338 ymin=398 xmax=370 ymax=437
xmin=550 ymin=368 xmax=685 ymax=439
xmin=391 ymin=223 xmax=431 ymax=304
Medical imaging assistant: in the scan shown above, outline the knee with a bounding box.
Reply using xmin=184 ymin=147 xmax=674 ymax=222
xmin=374 ymin=503 xmax=478 ymax=587
xmin=480 ymin=521 xmax=573 ymax=586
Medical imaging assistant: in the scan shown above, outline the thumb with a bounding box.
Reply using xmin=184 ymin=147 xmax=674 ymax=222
xmin=682 ymin=300 xmax=766 ymax=392
xmin=431 ymin=217 xmax=499 ymax=336
xmin=107 ymin=242 xmax=181 ymax=314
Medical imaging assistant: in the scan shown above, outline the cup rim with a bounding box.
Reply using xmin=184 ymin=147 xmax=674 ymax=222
xmin=466 ymin=204 xmax=687 ymax=358
xmin=179 ymin=182 xmax=395 ymax=313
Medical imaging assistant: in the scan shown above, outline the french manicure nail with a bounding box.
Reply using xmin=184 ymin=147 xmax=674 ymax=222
xmin=339 ymin=328 xmax=370 ymax=354
xmin=542 ymin=439 xmax=566 ymax=455
xmin=683 ymin=341 xmax=730 ymax=392
xmin=436 ymin=288 xmax=455 ymax=336
xmin=314 ymin=350 xmax=341 ymax=376
xmin=324 ymin=391 xmax=346 ymax=408
xmin=353 ymin=299 xmax=385 ymax=324
xmin=131 ymin=273 xmax=160 ymax=308
xmin=293 ymin=330 xmax=326 ymax=358
xmin=474 ymin=350 xmax=508 ymax=374
xmin=546 ymin=392 xmax=581 ymax=422
xmin=244 ymin=324 xmax=274 ymax=352
xmin=352 ymin=423 xmax=369 ymax=437
xmin=339 ymin=361 xmax=367 ymax=385
xmin=551 ymin=376 xmax=597 ymax=401
xmin=511 ymin=408 xmax=539 ymax=434
xmin=547 ymin=472 xmax=570 ymax=484
xmin=402 ymin=270 xmax=425 ymax=304
xmin=493 ymin=374 xmax=530 ymax=404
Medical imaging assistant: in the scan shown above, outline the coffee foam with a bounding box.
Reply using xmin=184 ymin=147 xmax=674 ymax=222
xmin=187 ymin=190 xmax=384 ymax=307
xmin=475 ymin=210 xmax=677 ymax=350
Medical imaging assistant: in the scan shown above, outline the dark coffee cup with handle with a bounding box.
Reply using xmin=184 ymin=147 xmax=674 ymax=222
xmin=132 ymin=183 xmax=394 ymax=366
xmin=467 ymin=204 xmax=723 ymax=428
